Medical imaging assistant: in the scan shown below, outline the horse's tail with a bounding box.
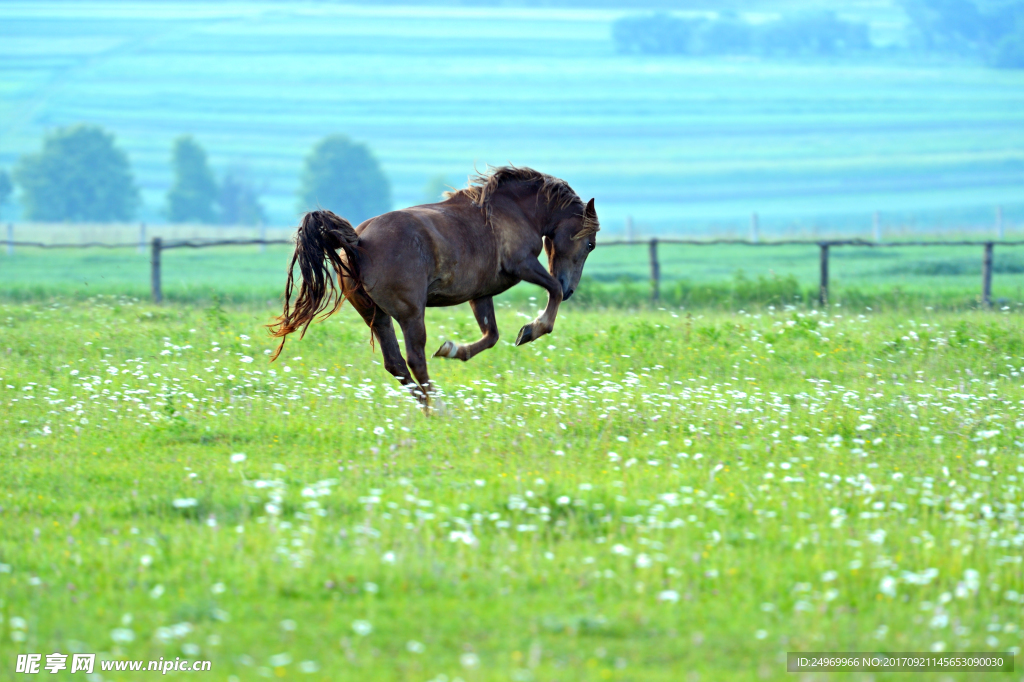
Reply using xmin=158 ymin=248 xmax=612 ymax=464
xmin=267 ymin=209 xmax=361 ymax=361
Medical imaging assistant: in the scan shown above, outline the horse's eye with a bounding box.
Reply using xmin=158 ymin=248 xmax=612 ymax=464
xmin=587 ymin=241 xmax=594 ymax=250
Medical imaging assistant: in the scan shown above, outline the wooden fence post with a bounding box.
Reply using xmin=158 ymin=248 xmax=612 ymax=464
xmin=151 ymin=237 xmax=162 ymax=304
xmin=982 ymin=242 xmax=993 ymax=307
xmin=750 ymin=212 xmax=759 ymax=243
xmin=819 ymin=243 xmax=830 ymax=307
xmin=5 ymin=223 xmax=12 ymax=256
xmin=649 ymin=238 xmax=660 ymax=301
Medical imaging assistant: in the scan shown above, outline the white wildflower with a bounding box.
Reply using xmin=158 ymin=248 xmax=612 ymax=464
xmin=268 ymin=653 xmax=292 ymax=667
xmin=110 ymin=628 xmax=135 ymax=644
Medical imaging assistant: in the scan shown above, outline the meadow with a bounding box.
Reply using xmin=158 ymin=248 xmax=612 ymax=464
xmin=1 ymin=295 xmax=1023 ymax=680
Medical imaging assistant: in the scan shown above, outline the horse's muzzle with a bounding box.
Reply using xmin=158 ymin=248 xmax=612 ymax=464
xmin=558 ymin=275 xmax=573 ymax=300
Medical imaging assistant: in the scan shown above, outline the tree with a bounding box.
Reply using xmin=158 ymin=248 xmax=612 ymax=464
xmin=991 ymin=14 xmax=1024 ymax=68
xmin=219 ymin=170 xmax=267 ymax=225
xmin=13 ymin=124 xmax=139 ymax=222
xmin=0 ymin=170 xmax=11 ymax=220
xmin=611 ymin=11 xmax=870 ymax=57
xmin=298 ymin=135 xmax=390 ymax=224
xmin=758 ymin=12 xmax=871 ymax=56
xmin=166 ymin=136 xmax=219 ymax=223
xmin=899 ymin=0 xmax=987 ymax=52
xmin=899 ymin=0 xmax=1024 ymax=65
xmin=612 ymin=14 xmax=701 ymax=55
xmin=693 ymin=13 xmax=754 ymax=55
xmin=993 ymin=29 xmax=1024 ymax=67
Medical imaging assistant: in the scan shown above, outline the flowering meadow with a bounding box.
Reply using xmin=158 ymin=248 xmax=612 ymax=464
xmin=1 ymin=298 xmax=1023 ymax=681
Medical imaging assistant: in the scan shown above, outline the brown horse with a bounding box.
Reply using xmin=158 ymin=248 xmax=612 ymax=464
xmin=268 ymin=166 xmax=599 ymax=404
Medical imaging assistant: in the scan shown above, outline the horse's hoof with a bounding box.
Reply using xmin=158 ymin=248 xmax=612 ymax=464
xmin=515 ymin=325 xmax=533 ymax=346
xmin=433 ymin=340 xmax=459 ymax=359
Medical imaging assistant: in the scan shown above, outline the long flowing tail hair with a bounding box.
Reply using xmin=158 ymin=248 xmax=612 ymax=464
xmin=268 ymin=210 xmax=361 ymax=360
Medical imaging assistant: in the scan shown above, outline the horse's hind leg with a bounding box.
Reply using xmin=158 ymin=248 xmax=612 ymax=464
xmin=373 ymin=316 xmax=426 ymax=399
xmin=433 ymin=296 xmax=500 ymax=362
xmin=348 ymin=288 xmax=421 ymax=397
xmin=396 ymin=313 xmax=433 ymax=402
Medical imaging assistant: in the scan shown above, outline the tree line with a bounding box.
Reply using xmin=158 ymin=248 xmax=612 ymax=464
xmin=613 ymin=11 xmax=870 ymax=58
xmin=0 ymin=125 xmax=391 ymax=225
xmin=902 ymin=0 xmax=1024 ymax=68
xmin=613 ymin=1 xmax=1024 ymax=68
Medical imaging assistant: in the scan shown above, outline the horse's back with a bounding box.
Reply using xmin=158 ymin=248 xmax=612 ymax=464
xmin=354 ymin=201 xmax=512 ymax=309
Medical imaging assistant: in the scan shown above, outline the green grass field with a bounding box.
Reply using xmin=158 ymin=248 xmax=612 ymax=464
xmin=1 ymin=297 xmax=1022 ymax=680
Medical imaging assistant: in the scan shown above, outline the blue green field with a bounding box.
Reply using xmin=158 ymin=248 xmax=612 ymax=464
xmin=1 ymin=1 xmax=1023 ymax=233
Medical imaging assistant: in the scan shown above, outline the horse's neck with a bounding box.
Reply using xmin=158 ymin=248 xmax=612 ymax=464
xmin=499 ymin=188 xmax=553 ymax=237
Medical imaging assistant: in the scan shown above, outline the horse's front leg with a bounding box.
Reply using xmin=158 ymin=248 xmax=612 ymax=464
xmin=511 ymin=260 xmax=563 ymax=346
xmin=434 ymin=296 xmax=500 ymax=361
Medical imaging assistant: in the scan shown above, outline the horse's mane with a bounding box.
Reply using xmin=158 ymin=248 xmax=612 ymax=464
xmin=445 ymin=165 xmax=598 ymax=238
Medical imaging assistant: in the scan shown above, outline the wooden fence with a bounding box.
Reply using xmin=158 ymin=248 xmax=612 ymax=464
xmin=603 ymin=238 xmax=1024 ymax=307
xmin=5 ymin=230 xmax=1024 ymax=307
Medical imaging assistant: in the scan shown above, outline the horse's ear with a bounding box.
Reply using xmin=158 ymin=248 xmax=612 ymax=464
xmin=585 ymin=197 xmax=596 ymax=216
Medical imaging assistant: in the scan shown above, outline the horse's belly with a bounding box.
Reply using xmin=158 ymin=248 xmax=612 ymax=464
xmin=425 ymin=271 xmax=518 ymax=306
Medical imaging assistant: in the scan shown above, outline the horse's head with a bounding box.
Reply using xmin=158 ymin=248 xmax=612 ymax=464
xmin=545 ymin=197 xmax=599 ymax=300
